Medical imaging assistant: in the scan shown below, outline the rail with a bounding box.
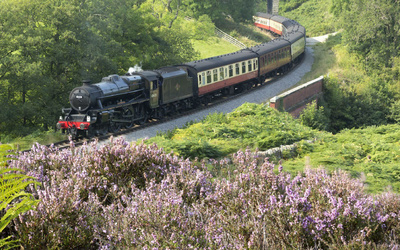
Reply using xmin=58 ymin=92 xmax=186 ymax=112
xmin=184 ymin=16 xmax=246 ymax=49
xmin=214 ymin=27 xmax=247 ymax=49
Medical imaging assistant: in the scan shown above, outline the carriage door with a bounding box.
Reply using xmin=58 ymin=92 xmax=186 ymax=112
xmin=149 ymin=80 xmax=159 ymax=109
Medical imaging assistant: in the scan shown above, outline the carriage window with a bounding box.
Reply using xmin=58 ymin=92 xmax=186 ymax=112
xmin=206 ymin=71 xmax=211 ymax=84
xmin=219 ymin=67 xmax=224 ymax=80
xmin=235 ymin=63 xmax=240 ymax=75
xmin=202 ymin=72 xmax=205 ymax=85
xmin=152 ymin=80 xmax=157 ymax=90
xmin=198 ymin=75 xmax=202 ymax=85
xmin=225 ymin=67 xmax=228 ymax=78
xmin=229 ymin=65 xmax=233 ymax=77
xmin=213 ymin=69 xmax=218 ymax=82
xmin=253 ymin=59 xmax=257 ymax=70
xmin=242 ymin=62 xmax=246 ymax=73
xmin=248 ymin=60 xmax=252 ymax=71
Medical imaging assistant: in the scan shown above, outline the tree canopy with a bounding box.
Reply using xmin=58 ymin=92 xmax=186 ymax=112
xmin=332 ymin=0 xmax=400 ymax=70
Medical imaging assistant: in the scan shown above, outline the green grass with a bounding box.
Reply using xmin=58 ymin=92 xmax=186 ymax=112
xmin=282 ymin=124 xmax=400 ymax=193
xmin=191 ymin=38 xmax=240 ymax=59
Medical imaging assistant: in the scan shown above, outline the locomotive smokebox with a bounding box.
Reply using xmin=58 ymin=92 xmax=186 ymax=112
xmin=69 ymin=82 xmax=102 ymax=112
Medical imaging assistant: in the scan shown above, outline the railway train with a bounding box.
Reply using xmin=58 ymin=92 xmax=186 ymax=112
xmin=57 ymin=12 xmax=306 ymax=139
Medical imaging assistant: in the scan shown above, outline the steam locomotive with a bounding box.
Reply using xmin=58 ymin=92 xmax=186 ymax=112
xmin=57 ymin=12 xmax=306 ymax=139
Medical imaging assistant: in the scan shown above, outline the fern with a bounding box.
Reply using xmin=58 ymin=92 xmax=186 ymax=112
xmin=0 ymin=167 xmax=39 ymax=248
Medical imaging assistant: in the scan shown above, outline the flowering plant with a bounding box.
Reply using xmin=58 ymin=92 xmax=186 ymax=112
xmin=4 ymin=138 xmax=400 ymax=249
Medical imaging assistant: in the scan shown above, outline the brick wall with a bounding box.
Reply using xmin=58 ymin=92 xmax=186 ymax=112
xmin=269 ymin=76 xmax=324 ymax=117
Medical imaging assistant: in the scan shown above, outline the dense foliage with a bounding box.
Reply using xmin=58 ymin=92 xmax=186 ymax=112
xmin=333 ymin=0 xmax=400 ymax=70
xmin=273 ymin=0 xmax=336 ymax=36
xmin=2 ymin=138 xmax=399 ymax=248
xmin=299 ymin=0 xmax=400 ymax=132
xmin=284 ymin=123 xmax=400 ymax=193
xmin=147 ymin=103 xmax=318 ymax=159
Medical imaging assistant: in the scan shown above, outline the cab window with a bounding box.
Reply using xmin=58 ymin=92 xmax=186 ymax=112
xmin=152 ymin=80 xmax=157 ymax=90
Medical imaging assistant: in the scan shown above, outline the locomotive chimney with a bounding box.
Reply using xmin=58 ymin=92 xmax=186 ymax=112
xmin=83 ymin=80 xmax=91 ymax=86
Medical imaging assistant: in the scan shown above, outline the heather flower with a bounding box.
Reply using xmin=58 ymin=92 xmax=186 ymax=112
xmin=3 ymin=139 xmax=400 ymax=249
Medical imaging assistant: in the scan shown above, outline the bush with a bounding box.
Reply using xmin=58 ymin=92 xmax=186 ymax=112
xmin=147 ymin=103 xmax=318 ymax=159
xmin=8 ymin=138 xmax=181 ymax=249
xmin=299 ymin=101 xmax=330 ymax=131
xmin=4 ymin=138 xmax=400 ymax=248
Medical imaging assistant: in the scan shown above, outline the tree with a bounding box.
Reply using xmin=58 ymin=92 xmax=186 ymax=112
xmin=337 ymin=0 xmax=400 ymax=70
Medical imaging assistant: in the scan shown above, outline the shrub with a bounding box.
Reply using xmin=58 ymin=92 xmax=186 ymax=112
xmin=4 ymin=138 xmax=400 ymax=248
xmin=8 ymin=137 xmax=180 ymax=249
xmin=299 ymin=101 xmax=330 ymax=131
xmin=148 ymin=103 xmax=318 ymax=159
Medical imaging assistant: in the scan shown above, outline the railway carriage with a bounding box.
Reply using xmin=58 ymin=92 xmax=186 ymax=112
xmin=180 ymin=49 xmax=259 ymax=102
xmin=251 ymin=38 xmax=291 ymax=79
xmin=285 ymin=31 xmax=306 ymax=63
xmin=269 ymin=15 xmax=290 ymax=35
xmin=253 ymin=12 xmax=273 ymax=31
xmin=281 ymin=20 xmax=306 ymax=63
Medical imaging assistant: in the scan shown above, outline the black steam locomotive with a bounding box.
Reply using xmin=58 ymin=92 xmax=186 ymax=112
xmin=57 ymin=12 xmax=306 ymax=139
